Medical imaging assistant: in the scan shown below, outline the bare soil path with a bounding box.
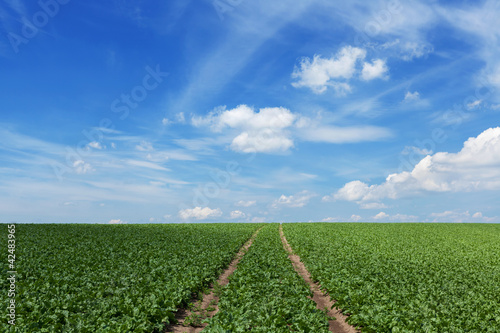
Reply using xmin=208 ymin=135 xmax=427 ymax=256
xmin=279 ymin=224 xmax=360 ymax=333
xmin=165 ymin=227 xmax=263 ymax=333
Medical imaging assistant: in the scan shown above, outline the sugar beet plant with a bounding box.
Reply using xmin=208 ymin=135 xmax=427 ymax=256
xmin=204 ymin=224 xmax=330 ymax=332
xmin=283 ymin=223 xmax=500 ymax=332
xmin=0 ymin=223 xmax=260 ymax=332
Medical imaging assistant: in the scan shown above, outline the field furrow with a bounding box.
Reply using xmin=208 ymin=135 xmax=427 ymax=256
xmin=204 ymin=224 xmax=331 ymax=332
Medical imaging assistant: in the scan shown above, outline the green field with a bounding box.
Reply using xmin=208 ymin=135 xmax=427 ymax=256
xmin=283 ymin=223 xmax=500 ymax=332
xmin=0 ymin=223 xmax=261 ymax=332
xmin=2 ymin=223 xmax=500 ymax=332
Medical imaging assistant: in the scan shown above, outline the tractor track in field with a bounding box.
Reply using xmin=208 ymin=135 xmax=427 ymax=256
xmin=279 ymin=224 xmax=360 ymax=333
xmin=165 ymin=226 xmax=263 ymax=333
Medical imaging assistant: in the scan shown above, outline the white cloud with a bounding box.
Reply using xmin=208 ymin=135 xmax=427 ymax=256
xmin=73 ymin=160 xmax=93 ymax=174
xmin=231 ymin=130 xmax=294 ymax=153
xmin=272 ymin=190 xmax=316 ymax=208
xmin=193 ymin=105 xmax=296 ymax=153
xmin=162 ymin=118 xmax=170 ymax=125
xmin=111 ymin=142 xmax=116 ymax=149
xmin=230 ymin=210 xmax=246 ymax=219
xmin=404 ymin=91 xmax=420 ymax=102
xmin=361 ymin=59 xmax=388 ymax=80
xmin=400 ymin=42 xmax=433 ymax=61
xmin=350 ymin=214 xmax=362 ymax=222
xmin=192 ymin=105 xmax=392 ymax=153
xmin=109 ymin=219 xmax=127 ymax=224
xmin=373 ymin=212 xmax=389 ymax=220
xmin=324 ymin=180 xmax=369 ymax=202
xmin=235 ymin=200 xmax=256 ymax=207
xmin=251 ymin=217 xmax=266 ymax=223
xmin=372 ymin=212 xmax=418 ymax=222
xmin=322 ymin=217 xmax=340 ymax=222
xmin=88 ymin=141 xmax=103 ymax=149
xmin=179 ymin=207 xmax=222 ymax=220
xmin=332 ymin=127 xmax=500 ymax=202
xmin=291 ymin=46 xmax=367 ymax=94
xmin=430 ymin=210 xmax=498 ymax=223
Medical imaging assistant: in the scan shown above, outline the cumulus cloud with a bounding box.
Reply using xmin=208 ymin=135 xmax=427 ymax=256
xmin=373 ymin=212 xmax=389 ymax=220
xmin=88 ymin=141 xmax=103 ymax=149
xmin=272 ymin=190 xmax=316 ymax=208
xmin=73 ymin=160 xmax=93 ymax=174
xmin=192 ymin=105 xmax=392 ymax=153
xmin=322 ymin=217 xmax=340 ymax=222
xmin=193 ymin=105 xmax=295 ymax=153
xmin=350 ymin=214 xmax=362 ymax=222
xmin=331 ymin=127 xmax=500 ymax=203
xmin=292 ymin=46 xmax=367 ymax=94
xmin=372 ymin=212 xmax=419 ymax=222
xmin=361 ymin=59 xmax=388 ymax=80
xmin=179 ymin=207 xmax=222 ymax=220
xmin=230 ymin=210 xmax=246 ymax=219
xmin=235 ymin=200 xmax=256 ymax=207
xmin=109 ymin=219 xmax=127 ymax=224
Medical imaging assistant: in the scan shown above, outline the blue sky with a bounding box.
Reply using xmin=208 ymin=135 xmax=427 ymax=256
xmin=1 ymin=0 xmax=500 ymax=223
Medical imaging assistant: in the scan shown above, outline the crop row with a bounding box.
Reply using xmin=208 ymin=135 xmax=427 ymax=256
xmin=0 ymin=223 xmax=261 ymax=332
xmin=204 ymin=224 xmax=330 ymax=332
xmin=282 ymin=223 xmax=500 ymax=333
